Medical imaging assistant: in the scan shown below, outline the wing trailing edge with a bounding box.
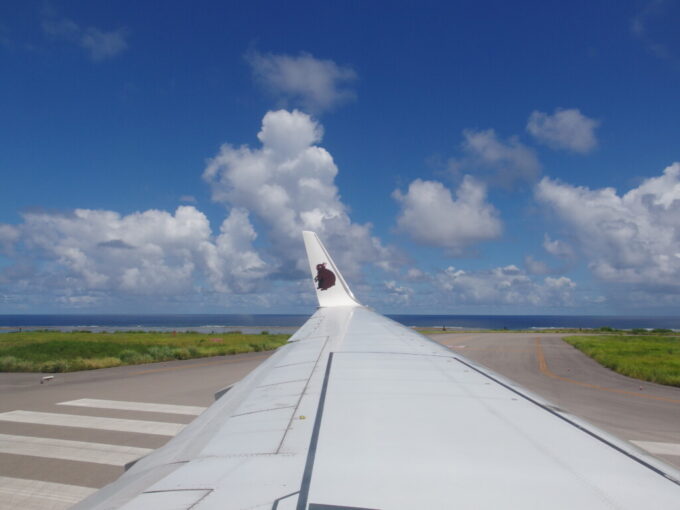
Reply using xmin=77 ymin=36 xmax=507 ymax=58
xmin=302 ymin=231 xmax=361 ymax=308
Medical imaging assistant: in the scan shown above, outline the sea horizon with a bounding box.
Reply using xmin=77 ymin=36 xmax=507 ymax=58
xmin=1 ymin=313 xmax=679 ymax=332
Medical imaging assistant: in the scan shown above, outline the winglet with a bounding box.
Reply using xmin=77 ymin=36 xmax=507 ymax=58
xmin=302 ymin=231 xmax=361 ymax=307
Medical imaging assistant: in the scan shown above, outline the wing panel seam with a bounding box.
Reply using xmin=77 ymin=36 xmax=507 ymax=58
xmin=296 ymin=352 xmax=334 ymax=510
xmin=275 ymin=336 xmax=330 ymax=454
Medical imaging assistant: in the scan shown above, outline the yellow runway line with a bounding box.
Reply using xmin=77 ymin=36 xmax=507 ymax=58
xmin=534 ymin=338 xmax=680 ymax=405
xmin=447 ymin=345 xmax=534 ymax=352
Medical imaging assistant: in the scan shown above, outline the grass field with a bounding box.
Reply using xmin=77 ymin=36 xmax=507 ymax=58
xmin=563 ymin=334 xmax=680 ymax=387
xmin=0 ymin=330 xmax=290 ymax=373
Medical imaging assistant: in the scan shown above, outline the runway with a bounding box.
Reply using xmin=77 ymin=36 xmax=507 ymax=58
xmin=0 ymin=332 xmax=678 ymax=508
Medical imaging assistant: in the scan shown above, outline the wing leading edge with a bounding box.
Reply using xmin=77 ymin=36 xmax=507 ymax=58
xmin=74 ymin=232 xmax=680 ymax=510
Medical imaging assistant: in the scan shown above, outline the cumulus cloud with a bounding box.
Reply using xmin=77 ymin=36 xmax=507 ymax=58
xmin=524 ymin=235 xmax=576 ymax=275
xmin=383 ymin=280 xmax=414 ymax=305
xmin=535 ymin=162 xmax=680 ymax=292
xmin=451 ymin=129 xmax=541 ymax=187
xmin=2 ymin=110 xmax=402 ymax=310
xmin=405 ymin=267 xmax=428 ymax=281
xmin=199 ymin=208 xmax=269 ymax=293
xmin=543 ymin=235 xmax=575 ymax=260
xmin=2 ymin=206 xmax=265 ymax=299
xmin=203 ymin=109 xmax=399 ymax=278
xmin=41 ymin=9 xmax=128 ymax=61
xmin=527 ymin=108 xmax=600 ymax=153
xmin=392 ymin=177 xmax=501 ymax=253
xmin=436 ymin=265 xmax=576 ymax=307
xmin=545 ymin=276 xmax=576 ymax=290
xmin=247 ymin=51 xmax=357 ymax=113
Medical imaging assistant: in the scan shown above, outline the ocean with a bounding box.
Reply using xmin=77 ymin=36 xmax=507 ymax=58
xmin=1 ymin=314 xmax=679 ymax=333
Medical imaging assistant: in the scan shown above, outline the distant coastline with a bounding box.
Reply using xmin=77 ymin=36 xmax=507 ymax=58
xmin=1 ymin=314 xmax=679 ymax=332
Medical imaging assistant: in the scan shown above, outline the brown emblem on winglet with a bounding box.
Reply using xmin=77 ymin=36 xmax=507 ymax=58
xmin=314 ymin=263 xmax=336 ymax=291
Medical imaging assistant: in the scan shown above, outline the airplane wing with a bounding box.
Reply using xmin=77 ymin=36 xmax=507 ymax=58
xmin=74 ymin=231 xmax=680 ymax=509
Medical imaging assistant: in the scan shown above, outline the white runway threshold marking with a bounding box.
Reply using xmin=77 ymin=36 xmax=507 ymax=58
xmin=58 ymin=398 xmax=206 ymax=416
xmin=631 ymin=440 xmax=680 ymax=457
xmin=0 ymin=411 xmax=184 ymax=436
xmin=0 ymin=476 xmax=96 ymax=510
xmin=0 ymin=433 xmax=152 ymax=466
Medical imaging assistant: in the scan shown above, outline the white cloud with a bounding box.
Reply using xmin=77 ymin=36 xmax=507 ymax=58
xmin=247 ymin=51 xmax=357 ymax=113
xmin=203 ymin=109 xmax=399 ymax=278
xmin=545 ymin=276 xmax=576 ymax=289
xmin=405 ymin=267 xmax=428 ymax=281
xmin=41 ymin=10 xmax=128 ymax=61
xmin=451 ymin=129 xmax=541 ymax=187
xmin=524 ymin=235 xmax=576 ymax=276
xmin=392 ymin=177 xmax=501 ymax=253
xmin=543 ymin=235 xmax=575 ymax=259
xmin=1 ymin=109 xmax=402 ymax=310
xmin=436 ymin=265 xmax=576 ymax=306
xmin=384 ymin=280 xmax=414 ymax=305
xmin=527 ymin=108 xmax=599 ymax=153
xmin=199 ymin=208 xmax=269 ymax=293
xmin=3 ymin=206 xmax=265 ymax=298
xmin=80 ymin=27 xmax=129 ymax=61
xmin=57 ymin=294 xmax=101 ymax=307
xmin=535 ymin=162 xmax=680 ymax=292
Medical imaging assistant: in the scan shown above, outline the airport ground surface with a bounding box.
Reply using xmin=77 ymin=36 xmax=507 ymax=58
xmin=0 ymin=333 xmax=678 ymax=509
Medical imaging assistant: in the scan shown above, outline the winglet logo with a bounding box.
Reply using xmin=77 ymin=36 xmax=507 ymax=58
xmin=314 ymin=263 xmax=336 ymax=291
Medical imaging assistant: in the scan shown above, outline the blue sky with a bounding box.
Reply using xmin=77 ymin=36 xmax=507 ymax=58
xmin=1 ymin=1 xmax=679 ymax=315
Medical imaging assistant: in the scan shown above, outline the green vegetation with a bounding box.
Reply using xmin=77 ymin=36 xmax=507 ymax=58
xmin=563 ymin=334 xmax=680 ymax=387
xmin=0 ymin=330 xmax=290 ymax=373
xmin=419 ymin=327 xmax=611 ymax=335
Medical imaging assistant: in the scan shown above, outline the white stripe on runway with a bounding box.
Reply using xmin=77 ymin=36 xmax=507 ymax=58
xmin=0 ymin=411 xmax=184 ymax=436
xmin=0 ymin=433 xmax=152 ymax=466
xmin=58 ymin=398 xmax=205 ymax=416
xmin=631 ymin=440 xmax=680 ymax=456
xmin=0 ymin=476 xmax=96 ymax=510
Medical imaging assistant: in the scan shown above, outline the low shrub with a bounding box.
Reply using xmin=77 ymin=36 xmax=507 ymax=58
xmin=171 ymin=348 xmax=191 ymax=360
xmin=0 ymin=330 xmax=289 ymax=373
xmin=40 ymin=359 xmax=70 ymax=373
xmin=0 ymin=356 xmax=34 ymax=372
xmin=146 ymin=345 xmax=175 ymax=360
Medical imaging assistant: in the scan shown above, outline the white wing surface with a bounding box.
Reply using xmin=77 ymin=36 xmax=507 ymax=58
xmin=74 ymin=231 xmax=680 ymax=509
